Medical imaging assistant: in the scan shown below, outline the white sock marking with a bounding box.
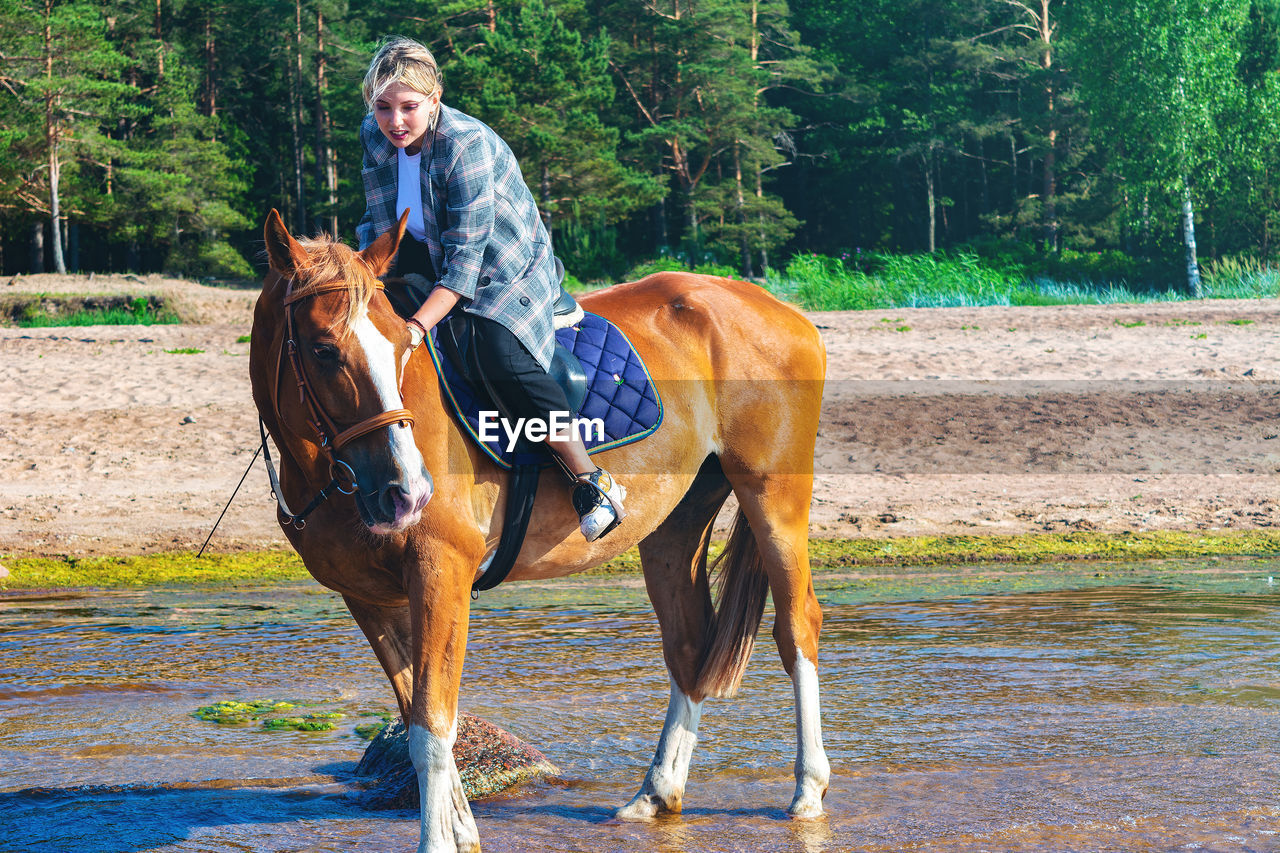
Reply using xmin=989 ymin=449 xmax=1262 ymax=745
xmin=619 ymin=678 xmax=703 ymax=817
xmin=409 ymin=721 xmax=479 ymax=852
xmin=790 ymin=650 xmax=830 ymax=817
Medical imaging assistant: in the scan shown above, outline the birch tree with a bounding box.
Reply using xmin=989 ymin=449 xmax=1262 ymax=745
xmin=1071 ymin=0 xmax=1249 ymax=295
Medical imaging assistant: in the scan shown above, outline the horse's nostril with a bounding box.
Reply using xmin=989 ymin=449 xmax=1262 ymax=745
xmin=381 ymin=482 xmax=429 ymax=522
xmin=380 ymin=485 xmax=408 ymax=520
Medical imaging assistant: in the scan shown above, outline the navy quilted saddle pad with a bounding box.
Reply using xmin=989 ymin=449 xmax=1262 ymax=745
xmin=425 ymin=311 xmax=663 ymax=469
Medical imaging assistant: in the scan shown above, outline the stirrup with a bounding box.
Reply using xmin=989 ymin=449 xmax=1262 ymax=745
xmin=572 ymin=467 xmax=626 ymax=542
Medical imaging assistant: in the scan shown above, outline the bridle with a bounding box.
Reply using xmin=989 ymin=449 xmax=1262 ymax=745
xmin=263 ymin=276 xmax=416 ymax=529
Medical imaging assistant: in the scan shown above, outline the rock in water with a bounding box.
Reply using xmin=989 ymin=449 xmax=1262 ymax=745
xmin=355 ymin=713 xmax=559 ymax=808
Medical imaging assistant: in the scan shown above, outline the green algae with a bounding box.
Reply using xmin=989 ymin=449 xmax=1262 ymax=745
xmin=262 ymin=712 xmax=345 ymax=732
xmin=5 ymin=529 xmax=1280 ymax=591
xmin=193 ymin=698 xmax=353 ymax=733
xmin=355 ymin=721 xmax=389 ymax=740
xmin=805 ymin=529 xmax=1280 ymax=568
xmin=2 ymin=550 xmax=309 ymax=589
xmin=193 ymin=699 xmax=298 ymax=725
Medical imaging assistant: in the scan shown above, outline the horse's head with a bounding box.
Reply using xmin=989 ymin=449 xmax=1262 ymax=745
xmin=261 ymin=209 xmax=432 ymax=534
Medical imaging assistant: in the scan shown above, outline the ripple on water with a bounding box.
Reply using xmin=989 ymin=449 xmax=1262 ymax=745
xmin=2 ymin=573 xmax=1279 ymax=851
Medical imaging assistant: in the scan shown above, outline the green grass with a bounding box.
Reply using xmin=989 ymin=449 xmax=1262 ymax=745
xmin=7 ymin=530 xmax=1280 ymax=589
xmin=12 ymin=295 xmax=179 ymax=327
xmin=765 ymin=251 xmax=1280 ymax=311
xmin=164 ymin=347 xmax=204 ymax=355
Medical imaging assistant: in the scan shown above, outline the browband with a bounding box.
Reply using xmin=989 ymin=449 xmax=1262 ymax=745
xmin=283 ymin=277 xmax=385 ymax=306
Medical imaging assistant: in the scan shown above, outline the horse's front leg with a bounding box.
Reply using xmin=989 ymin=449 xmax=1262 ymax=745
xmin=407 ymin=565 xmax=480 ymax=853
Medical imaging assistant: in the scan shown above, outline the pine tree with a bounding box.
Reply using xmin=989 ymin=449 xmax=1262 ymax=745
xmin=448 ymin=0 xmax=662 ymax=241
xmin=0 ymin=0 xmax=135 ymax=272
xmin=88 ymin=0 xmax=251 ymax=275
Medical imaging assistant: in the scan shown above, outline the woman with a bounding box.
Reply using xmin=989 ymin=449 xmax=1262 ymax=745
xmin=356 ymin=36 xmax=625 ymax=542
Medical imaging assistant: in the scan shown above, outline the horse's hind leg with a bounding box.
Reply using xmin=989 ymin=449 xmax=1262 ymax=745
xmin=721 ymin=464 xmax=830 ymax=819
xmin=617 ymin=455 xmax=731 ymax=820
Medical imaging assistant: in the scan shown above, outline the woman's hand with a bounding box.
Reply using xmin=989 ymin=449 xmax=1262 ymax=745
xmin=399 ymin=286 xmax=461 ymax=380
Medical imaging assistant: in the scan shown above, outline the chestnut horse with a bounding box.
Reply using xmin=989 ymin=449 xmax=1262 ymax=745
xmin=250 ymin=210 xmax=829 ymax=852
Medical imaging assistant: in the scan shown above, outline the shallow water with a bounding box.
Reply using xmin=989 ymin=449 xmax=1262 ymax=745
xmin=2 ymin=565 xmax=1279 ymax=852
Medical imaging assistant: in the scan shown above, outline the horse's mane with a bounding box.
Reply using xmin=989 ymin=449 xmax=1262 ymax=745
xmin=288 ymin=235 xmax=379 ymax=333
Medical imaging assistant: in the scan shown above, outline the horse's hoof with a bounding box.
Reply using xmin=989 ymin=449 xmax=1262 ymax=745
xmin=615 ymin=793 xmax=669 ymax=820
xmin=786 ymin=793 xmax=826 ymax=820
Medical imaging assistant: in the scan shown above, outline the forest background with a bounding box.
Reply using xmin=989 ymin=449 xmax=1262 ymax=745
xmin=5 ymin=0 xmax=1280 ymax=304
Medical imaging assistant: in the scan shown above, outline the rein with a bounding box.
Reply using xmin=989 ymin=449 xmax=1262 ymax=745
xmin=264 ymin=277 xmax=415 ymax=529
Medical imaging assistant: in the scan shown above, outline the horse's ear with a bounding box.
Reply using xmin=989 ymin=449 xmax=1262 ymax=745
xmin=362 ymin=209 xmax=409 ymax=277
xmin=263 ymin=209 xmax=308 ymax=277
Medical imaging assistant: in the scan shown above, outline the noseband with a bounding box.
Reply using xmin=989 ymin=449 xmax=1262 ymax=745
xmin=264 ymin=277 xmax=415 ymax=528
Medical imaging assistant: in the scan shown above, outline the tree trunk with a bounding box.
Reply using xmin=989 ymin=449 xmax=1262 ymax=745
xmin=204 ymin=7 xmax=217 ymax=118
xmin=756 ymin=165 xmax=769 ymax=272
xmin=291 ymin=0 xmax=307 ymax=233
xmin=44 ymin=0 xmax=66 ymax=274
xmin=314 ymin=8 xmax=336 ymax=234
xmin=1182 ymin=181 xmax=1202 ymax=298
xmin=1009 ymin=134 xmax=1020 ymax=240
xmin=1039 ymin=0 xmax=1058 ymax=252
xmin=487 ymin=0 xmax=497 ymax=32
xmin=155 ymin=0 xmax=164 ymax=80
xmin=30 ymin=221 xmax=45 ymax=274
xmin=684 ymin=191 xmax=699 ymax=265
xmin=734 ymin=144 xmax=752 ymax=278
xmin=924 ymin=151 xmax=936 ymax=254
xmin=652 ymin=168 xmax=668 ymax=253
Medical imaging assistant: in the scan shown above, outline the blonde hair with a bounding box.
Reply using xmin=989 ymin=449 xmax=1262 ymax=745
xmin=362 ymin=36 xmax=443 ymax=129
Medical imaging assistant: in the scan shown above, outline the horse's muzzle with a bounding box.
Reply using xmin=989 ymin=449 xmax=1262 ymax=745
xmin=365 ymin=471 xmax=433 ymax=534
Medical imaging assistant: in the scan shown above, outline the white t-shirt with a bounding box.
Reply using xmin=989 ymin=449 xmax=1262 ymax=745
xmin=396 ymin=148 xmax=428 ymax=242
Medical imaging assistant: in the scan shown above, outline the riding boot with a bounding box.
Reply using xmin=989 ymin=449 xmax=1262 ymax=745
xmin=572 ymin=467 xmax=627 ymax=542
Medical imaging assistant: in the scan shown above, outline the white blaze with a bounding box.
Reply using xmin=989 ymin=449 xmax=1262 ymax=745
xmin=351 ymin=309 xmax=425 ymax=477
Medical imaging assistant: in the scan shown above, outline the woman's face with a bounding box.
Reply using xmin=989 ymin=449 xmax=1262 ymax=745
xmin=374 ymin=82 xmax=440 ymax=155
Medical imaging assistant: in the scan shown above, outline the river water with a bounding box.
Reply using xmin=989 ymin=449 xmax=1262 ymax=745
xmin=2 ymin=563 xmax=1279 ymax=852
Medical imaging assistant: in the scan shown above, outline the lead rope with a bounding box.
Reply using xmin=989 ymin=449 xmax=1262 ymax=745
xmin=196 ymin=442 xmax=263 ymax=558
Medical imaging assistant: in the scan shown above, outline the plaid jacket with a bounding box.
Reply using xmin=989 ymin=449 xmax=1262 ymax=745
xmin=357 ymin=105 xmax=557 ymax=370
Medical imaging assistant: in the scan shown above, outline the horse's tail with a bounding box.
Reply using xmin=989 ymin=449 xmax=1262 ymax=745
xmin=696 ymin=510 xmax=770 ymax=699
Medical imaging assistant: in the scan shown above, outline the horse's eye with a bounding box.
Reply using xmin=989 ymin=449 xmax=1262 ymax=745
xmin=311 ymin=342 xmax=340 ymax=363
